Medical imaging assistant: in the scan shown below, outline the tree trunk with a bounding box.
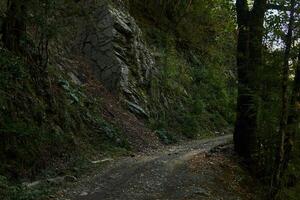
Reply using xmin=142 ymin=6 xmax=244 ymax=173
xmin=270 ymin=0 xmax=296 ymax=197
xmin=234 ymin=0 xmax=267 ymax=162
xmin=234 ymin=0 xmax=250 ymax=156
xmin=286 ymin=49 xmax=300 ymax=165
xmin=281 ymin=48 xmax=300 ymax=185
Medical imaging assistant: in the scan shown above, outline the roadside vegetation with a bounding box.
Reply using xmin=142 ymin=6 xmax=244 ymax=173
xmin=0 ymin=0 xmax=300 ymax=199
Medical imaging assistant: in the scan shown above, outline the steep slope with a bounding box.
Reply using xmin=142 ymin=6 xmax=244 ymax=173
xmin=0 ymin=0 xmax=237 ymax=199
xmin=0 ymin=0 xmax=162 ymax=180
xmin=69 ymin=0 xmax=237 ymax=139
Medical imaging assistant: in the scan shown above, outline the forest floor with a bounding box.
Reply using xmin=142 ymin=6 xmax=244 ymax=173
xmin=54 ymin=135 xmax=263 ymax=200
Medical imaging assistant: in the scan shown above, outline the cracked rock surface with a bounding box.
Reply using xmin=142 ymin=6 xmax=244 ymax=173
xmin=76 ymin=0 xmax=155 ymax=114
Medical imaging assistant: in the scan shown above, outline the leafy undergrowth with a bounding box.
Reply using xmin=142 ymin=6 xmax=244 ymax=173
xmin=129 ymin=0 xmax=236 ymax=140
xmin=0 ymin=49 xmax=159 ymax=199
xmin=278 ymin=137 xmax=300 ymax=200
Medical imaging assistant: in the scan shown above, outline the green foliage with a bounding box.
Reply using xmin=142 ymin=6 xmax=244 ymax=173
xmin=130 ymin=0 xmax=236 ymax=139
xmin=279 ymin=134 xmax=300 ymax=199
xmin=179 ymin=113 xmax=201 ymax=138
xmin=242 ymin=0 xmax=300 ymax=196
xmin=155 ymin=129 xmax=177 ymax=145
xmin=0 ymin=0 xmax=238 ymax=198
xmin=0 ymin=175 xmax=56 ymax=200
xmin=94 ymin=117 xmax=129 ymax=149
xmin=0 ymin=49 xmax=129 ymax=183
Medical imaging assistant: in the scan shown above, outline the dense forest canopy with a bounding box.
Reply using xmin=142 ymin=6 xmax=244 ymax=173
xmin=0 ymin=0 xmax=299 ymax=199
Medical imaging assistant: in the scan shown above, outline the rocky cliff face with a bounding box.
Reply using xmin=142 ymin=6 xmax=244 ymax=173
xmin=76 ymin=0 xmax=155 ymax=117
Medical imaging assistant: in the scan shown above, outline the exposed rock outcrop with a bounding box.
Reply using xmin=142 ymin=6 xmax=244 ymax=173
xmin=76 ymin=0 xmax=155 ymax=116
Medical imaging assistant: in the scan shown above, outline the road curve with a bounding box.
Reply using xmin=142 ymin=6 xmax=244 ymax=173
xmin=69 ymin=135 xmax=234 ymax=200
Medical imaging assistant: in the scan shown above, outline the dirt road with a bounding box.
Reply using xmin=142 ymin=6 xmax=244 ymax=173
xmin=65 ymin=135 xmax=260 ymax=200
